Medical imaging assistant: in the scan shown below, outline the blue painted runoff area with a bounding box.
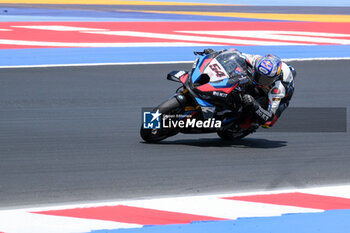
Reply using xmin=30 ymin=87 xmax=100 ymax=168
xmin=90 ymin=209 xmax=350 ymax=233
xmin=0 ymin=7 xmax=284 ymax=22
xmin=0 ymin=15 xmax=280 ymax=22
xmin=1 ymin=45 xmax=349 ymax=67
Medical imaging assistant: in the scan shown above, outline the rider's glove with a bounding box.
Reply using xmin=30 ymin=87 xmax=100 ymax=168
xmin=242 ymin=94 xmax=277 ymax=126
xmin=242 ymin=94 xmax=258 ymax=111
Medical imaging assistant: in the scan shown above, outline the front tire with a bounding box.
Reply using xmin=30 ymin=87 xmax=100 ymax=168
xmin=217 ymin=130 xmax=253 ymax=140
xmin=140 ymin=127 xmax=173 ymax=143
xmin=140 ymin=95 xmax=184 ymax=143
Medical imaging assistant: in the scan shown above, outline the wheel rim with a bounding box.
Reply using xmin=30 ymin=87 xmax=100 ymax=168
xmin=151 ymin=129 xmax=158 ymax=135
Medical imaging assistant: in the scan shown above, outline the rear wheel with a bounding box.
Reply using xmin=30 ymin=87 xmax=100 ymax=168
xmin=140 ymin=96 xmax=184 ymax=143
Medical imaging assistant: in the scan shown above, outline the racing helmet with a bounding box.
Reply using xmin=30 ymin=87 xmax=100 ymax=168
xmin=253 ymin=54 xmax=282 ymax=86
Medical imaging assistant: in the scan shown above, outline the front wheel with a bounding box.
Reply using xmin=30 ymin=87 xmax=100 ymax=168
xmin=140 ymin=127 xmax=175 ymax=143
xmin=140 ymin=95 xmax=184 ymax=143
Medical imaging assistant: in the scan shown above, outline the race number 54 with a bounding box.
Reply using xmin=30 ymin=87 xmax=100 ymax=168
xmin=209 ymin=64 xmax=225 ymax=77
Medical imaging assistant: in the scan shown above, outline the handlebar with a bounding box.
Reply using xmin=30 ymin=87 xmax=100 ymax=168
xmin=193 ymin=51 xmax=206 ymax=56
xmin=194 ymin=49 xmax=215 ymax=56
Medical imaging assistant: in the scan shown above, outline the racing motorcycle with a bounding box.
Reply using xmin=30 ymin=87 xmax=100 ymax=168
xmin=140 ymin=49 xmax=259 ymax=143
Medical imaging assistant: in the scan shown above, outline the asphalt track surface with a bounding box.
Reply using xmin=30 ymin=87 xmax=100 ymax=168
xmin=0 ymin=60 xmax=349 ymax=208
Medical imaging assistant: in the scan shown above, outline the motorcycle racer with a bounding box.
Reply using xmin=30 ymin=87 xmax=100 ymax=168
xmin=141 ymin=48 xmax=296 ymax=143
xmin=203 ymin=48 xmax=296 ymax=128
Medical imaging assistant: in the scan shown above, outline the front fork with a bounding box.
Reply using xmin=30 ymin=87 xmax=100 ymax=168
xmin=175 ymin=89 xmax=202 ymax=118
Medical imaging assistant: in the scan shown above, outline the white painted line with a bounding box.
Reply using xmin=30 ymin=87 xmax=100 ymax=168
xmin=83 ymin=30 xmax=311 ymax=46
xmin=177 ymin=30 xmax=350 ymax=45
xmin=3 ymin=183 xmax=350 ymax=213
xmin=283 ymin=57 xmax=350 ymax=61
xmin=1 ymin=184 xmax=350 ymax=233
xmin=0 ymin=57 xmax=350 ymax=69
xmin=0 ymin=211 xmax=141 ymax=233
xmin=12 ymin=25 xmax=109 ymax=31
xmin=123 ymin=196 xmax=321 ymax=219
xmin=0 ymin=61 xmax=194 ymax=69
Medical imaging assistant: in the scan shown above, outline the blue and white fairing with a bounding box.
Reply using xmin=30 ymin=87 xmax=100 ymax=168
xmin=189 ymin=50 xmax=249 ymax=108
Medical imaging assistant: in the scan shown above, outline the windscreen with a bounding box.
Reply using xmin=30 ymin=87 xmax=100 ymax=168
xmin=215 ymin=51 xmax=247 ymax=78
